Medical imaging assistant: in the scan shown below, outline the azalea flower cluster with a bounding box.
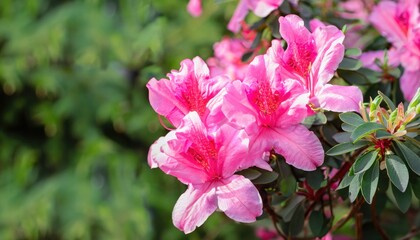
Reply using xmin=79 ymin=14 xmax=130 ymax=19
xmin=147 ymin=14 xmax=363 ymax=234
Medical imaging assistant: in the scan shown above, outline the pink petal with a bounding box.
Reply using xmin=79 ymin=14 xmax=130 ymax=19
xmin=155 ymin=113 xmax=211 ymax=184
xmin=309 ymin=18 xmax=326 ymax=32
xmin=369 ymin=1 xmax=407 ymax=47
xmin=228 ymin=0 xmax=249 ymax=32
xmin=217 ymin=175 xmax=263 ymax=222
xmin=311 ymin=25 xmax=345 ymax=86
xmin=279 ymin=15 xmax=312 ymax=44
xmin=159 ymin=141 xmax=210 ymax=184
xmin=148 ymin=130 xmax=177 ymax=168
xmin=400 ymin=70 xmax=420 ymax=101
xmin=253 ymin=0 xmax=283 ymax=17
xmin=359 ymin=49 xmax=400 ymax=71
xmin=317 ymin=84 xmax=363 ymax=112
xmin=279 ymin=15 xmax=317 ymax=83
xmin=222 ymin=80 xmax=258 ymax=129
xmin=215 ymin=125 xmax=250 ymax=176
xmin=147 ymin=78 xmax=186 ymax=127
xmin=272 ymin=125 xmax=324 ymax=170
xmin=173 ymin=183 xmax=218 ymax=234
xmin=187 ymin=0 xmax=202 ymax=17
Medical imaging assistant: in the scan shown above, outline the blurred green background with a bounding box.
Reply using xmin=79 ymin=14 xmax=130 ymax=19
xmin=0 ymin=0 xmax=259 ymax=239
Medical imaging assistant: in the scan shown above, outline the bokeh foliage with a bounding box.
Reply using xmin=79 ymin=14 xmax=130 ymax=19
xmin=0 ymin=0 xmax=257 ymax=239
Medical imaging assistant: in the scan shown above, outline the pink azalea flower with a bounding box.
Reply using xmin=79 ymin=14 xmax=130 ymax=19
xmin=207 ymin=36 xmax=252 ymax=80
xmin=221 ymin=52 xmax=324 ymax=171
xmin=228 ymin=0 xmax=285 ymax=32
xmin=148 ymin=111 xmax=262 ymax=233
xmin=147 ymin=57 xmax=229 ymax=127
xmin=207 ymin=25 xmax=266 ymax=81
xmin=369 ymin=0 xmax=420 ymax=48
xmin=187 ymin=0 xmax=202 ymax=17
xmin=369 ymin=0 xmax=420 ymax=100
xmin=272 ymin=15 xmax=362 ymax=113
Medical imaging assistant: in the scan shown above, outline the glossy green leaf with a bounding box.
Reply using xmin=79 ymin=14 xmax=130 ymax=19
xmin=394 ymin=141 xmax=420 ymax=175
xmin=280 ymin=195 xmax=306 ymax=222
xmin=339 ymin=112 xmax=365 ymax=127
xmin=349 ymin=174 xmax=361 ymax=202
xmin=333 ymin=132 xmax=352 ymax=143
xmin=289 ymin=204 xmax=305 ymax=236
xmin=252 ymin=170 xmax=279 ymax=184
xmin=337 ymin=171 xmax=354 ymax=190
xmin=338 ymin=57 xmax=362 ymax=71
xmin=309 ymin=210 xmax=330 ymax=237
xmin=353 ymin=150 xmax=378 ymax=174
xmin=361 ymin=161 xmax=379 ymax=204
xmin=326 ymin=141 xmax=369 ymax=156
xmin=375 ymin=130 xmax=393 ymax=139
xmin=345 ymin=48 xmax=362 ymax=57
xmin=342 ymin=122 xmax=356 ymax=132
xmin=357 ymin=68 xmax=381 ymax=84
xmin=302 ymin=112 xmax=327 ymax=126
xmin=338 ymin=69 xmax=370 ymax=85
xmin=241 ymin=51 xmax=254 ymax=62
xmin=386 ymin=155 xmax=409 ymax=192
xmin=306 ymin=169 xmax=326 ymax=190
xmin=237 ymin=168 xmax=262 ymax=180
xmin=391 ymin=183 xmax=412 ymax=213
xmin=351 ymin=122 xmax=386 ymax=142
xmin=411 ymin=176 xmax=420 ymax=199
xmin=378 ymin=91 xmax=396 ymax=111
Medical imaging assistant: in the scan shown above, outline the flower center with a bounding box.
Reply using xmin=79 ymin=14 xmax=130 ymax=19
xmin=285 ymin=41 xmax=317 ymax=79
xmin=176 ymin=75 xmax=209 ymax=116
xmin=187 ymin=135 xmax=218 ymax=173
xmin=396 ymin=11 xmax=410 ymax=35
xmin=248 ymin=80 xmax=282 ymax=117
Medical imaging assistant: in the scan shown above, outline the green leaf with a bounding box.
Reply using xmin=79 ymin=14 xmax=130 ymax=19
xmin=394 ymin=141 xmax=420 ymax=175
xmin=375 ymin=130 xmax=393 ymax=139
xmin=333 ymin=132 xmax=351 ymax=143
xmin=345 ymin=48 xmax=362 ymax=57
xmin=386 ymin=155 xmax=409 ymax=192
xmin=280 ymin=195 xmax=306 ymax=222
xmin=391 ymin=183 xmax=412 ymax=213
xmin=236 ymin=168 xmax=262 ymax=180
xmin=342 ymin=122 xmax=356 ymax=132
xmin=326 ymin=141 xmax=369 ymax=156
xmin=306 ymin=169 xmax=326 ymax=190
xmin=309 ymin=210 xmax=330 ymax=237
xmin=361 ymin=160 xmax=379 ymax=204
xmin=357 ymin=68 xmax=381 ymax=84
xmin=241 ymin=51 xmax=254 ymax=62
xmin=338 ymin=69 xmax=370 ymax=85
xmin=288 ymin=204 xmax=305 ymax=236
xmin=250 ymin=31 xmax=263 ymax=49
xmin=252 ymin=170 xmax=278 ymax=184
xmin=351 ymin=122 xmax=386 ymax=142
xmin=349 ymin=174 xmax=361 ymax=202
xmin=302 ymin=112 xmax=327 ymax=126
xmin=338 ymin=57 xmax=362 ymax=71
xmin=337 ymin=171 xmax=354 ymax=190
xmin=353 ymin=150 xmax=378 ymax=174
xmin=378 ymin=91 xmax=396 ymax=111
xmin=339 ymin=112 xmax=365 ymax=127
xmin=411 ymin=176 xmax=420 ymax=199
xmin=279 ymin=176 xmax=297 ymax=197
